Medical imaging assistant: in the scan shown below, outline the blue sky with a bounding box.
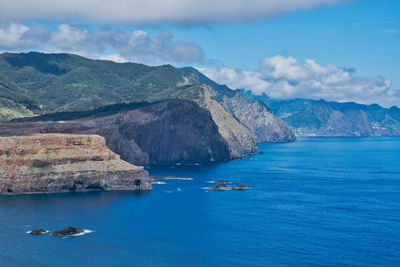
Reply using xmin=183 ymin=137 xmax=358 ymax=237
xmin=0 ymin=0 xmax=399 ymax=106
xmin=174 ymin=0 xmax=400 ymax=85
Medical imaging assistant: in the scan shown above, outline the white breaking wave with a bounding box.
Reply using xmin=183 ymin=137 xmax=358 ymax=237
xmin=72 ymin=229 xmax=94 ymax=236
xmin=26 ymin=230 xmax=49 ymax=234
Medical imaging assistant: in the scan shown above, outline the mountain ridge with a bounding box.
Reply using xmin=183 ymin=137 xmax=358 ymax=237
xmin=255 ymin=94 xmax=400 ymax=137
xmin=0 ymin=51 xmax=295 ymax=165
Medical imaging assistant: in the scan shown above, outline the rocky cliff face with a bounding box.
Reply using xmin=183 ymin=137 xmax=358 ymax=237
xmin=191 ymin=85 xmax=256 ymax=157
xmin=219 ymin=91 xmax=296 ymax=142
xmin=0 ymin=100 xmax=231 ymax=166
xmin=179 ymin=67 xmax=296 ymax=143
xmin=0 ymin=134 xmax=152 ymax=194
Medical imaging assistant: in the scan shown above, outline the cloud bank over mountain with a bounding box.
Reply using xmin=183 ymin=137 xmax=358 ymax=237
xmin=0 ymin=0 xmax=349 ymax=24
xmin=0 ymin=23 xmax=204 ymax=64
xmin=198 ymin=56 xmax=400 ymax=108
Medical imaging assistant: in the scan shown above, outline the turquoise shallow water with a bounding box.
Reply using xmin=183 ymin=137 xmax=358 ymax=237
xmin=1 ymin=137 xmax=400 ymax=266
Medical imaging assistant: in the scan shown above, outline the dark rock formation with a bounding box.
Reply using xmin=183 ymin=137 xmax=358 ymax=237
xmin=206 ymin=183 xmax=231 ymax=190
xmin=0 ymin=100 xmax=230 ymax=166
xmin=28 ymin=228 xmax=47 ymax=235
xmin=205 ymin=181 xmax=250 ymax=190
xmin=231 ymin=184 xmax=250 ymax=190
xmin=0 ymin=134 xmax=152 ymax=194
xmin=52 ymin=227 xmax=84 ymax=237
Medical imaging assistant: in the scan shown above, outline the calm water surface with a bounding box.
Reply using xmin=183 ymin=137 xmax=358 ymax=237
xmin=1 ymin=137 xmax=400 ymax=266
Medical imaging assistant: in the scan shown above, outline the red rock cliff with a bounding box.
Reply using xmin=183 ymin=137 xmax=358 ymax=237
xmin=0 ymin=134 xmax=152 ymax=194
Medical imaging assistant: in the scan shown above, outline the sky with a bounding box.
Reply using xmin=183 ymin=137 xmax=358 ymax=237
xmin=0 ymin=0 xmax=399 ymax=107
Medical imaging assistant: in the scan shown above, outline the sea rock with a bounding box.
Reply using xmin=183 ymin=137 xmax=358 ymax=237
xmin=231 ymin=184 xmax=251 ymax=190
xmin=206 ymin=183 xmax=231 ymax=190
xmin=205 ymin=181 xmax=250 ymax=190
xmin=0 ymin=134 xmax=152 ymax=194
xmin=52 ymin=226 xmax=84 ymax=237
xmin=29 ymin=228 xmax=47 ymax=235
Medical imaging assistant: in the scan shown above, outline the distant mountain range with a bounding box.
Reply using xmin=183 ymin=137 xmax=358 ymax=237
xmin=255 ymin=94 xmax=400 ymax=136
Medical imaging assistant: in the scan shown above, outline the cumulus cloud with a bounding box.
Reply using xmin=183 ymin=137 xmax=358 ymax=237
xmin=0 ymin=23 xmax=29 ymax=47
xmin=0 ymin=23 xmax=205 ymax=64
xmin=0 ymin=0 xmax=349 ymax=24
xmin=199 ymin=55 xmax=400 ymax=107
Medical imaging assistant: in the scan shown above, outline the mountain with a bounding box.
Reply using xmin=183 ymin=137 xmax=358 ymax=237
xmin=0 ymin=52 xmax=294 ymax=142
xmin=0 ymin=52 xmax=295 ymax=164
xmin=255 ymin=94 xmax=400 ymax=137
xmin=180 ymin=67 xmax=296 ymax=143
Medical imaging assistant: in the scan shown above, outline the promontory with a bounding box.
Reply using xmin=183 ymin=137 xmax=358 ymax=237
xmin=0 ymin=134 xmax=152 ymax=194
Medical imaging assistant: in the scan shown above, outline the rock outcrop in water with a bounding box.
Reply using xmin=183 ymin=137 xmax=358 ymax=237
xmin=28 ymin=228 xmax=48 ymax=235
xmin=205 ymin=180 xmax=250 ymax=190
xmin=52 ymin=227 xmax=84 ymax=237
xmin=0 ymin=134 xmax=152 ymax=194
xmin=0 ymin=100 xmax=230 ymax=166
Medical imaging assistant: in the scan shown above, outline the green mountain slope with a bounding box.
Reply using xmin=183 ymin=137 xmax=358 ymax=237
xmin=0 ymin=52 xmax=190 ymax=113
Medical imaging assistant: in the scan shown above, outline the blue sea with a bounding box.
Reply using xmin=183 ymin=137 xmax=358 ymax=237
xmin=1 ymin=137 xmax=400 ymax=266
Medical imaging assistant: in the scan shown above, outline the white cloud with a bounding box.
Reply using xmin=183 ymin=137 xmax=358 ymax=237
xmin=0 ymin=0 xmax=349 ymax=24
xmin=198 ymin=55 xmax=400 ymax=108
xmin=98 ymin=54 xmax=128 ymax=63
xmin=0 ymin=23 xmax=205 ymax=64
xmin=0 ymin=23 xmax=29 ymax=47
xmin=197 ymin=67 xmax=271 ymax=94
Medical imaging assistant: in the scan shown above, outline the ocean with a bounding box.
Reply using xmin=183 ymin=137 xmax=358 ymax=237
xmin=1 ymin=137 xmax=400 ymax=266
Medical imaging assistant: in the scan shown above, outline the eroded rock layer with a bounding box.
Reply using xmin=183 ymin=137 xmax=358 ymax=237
xmin=0 ymin=134 xmax=152 ymax=194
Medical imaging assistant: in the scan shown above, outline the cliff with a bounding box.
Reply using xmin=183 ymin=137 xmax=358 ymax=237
xmin=218 ymin=91 xmax=296 ymax=142
xmin=0 ymin=100 xmax=231 ymax=166
xmin=189 ymin=85 xmax=256 ymax=157
xmin=0 ymin=134 xmax=152 ymax=194
xmin=179 ymin=67 xmax=296 ymax=142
